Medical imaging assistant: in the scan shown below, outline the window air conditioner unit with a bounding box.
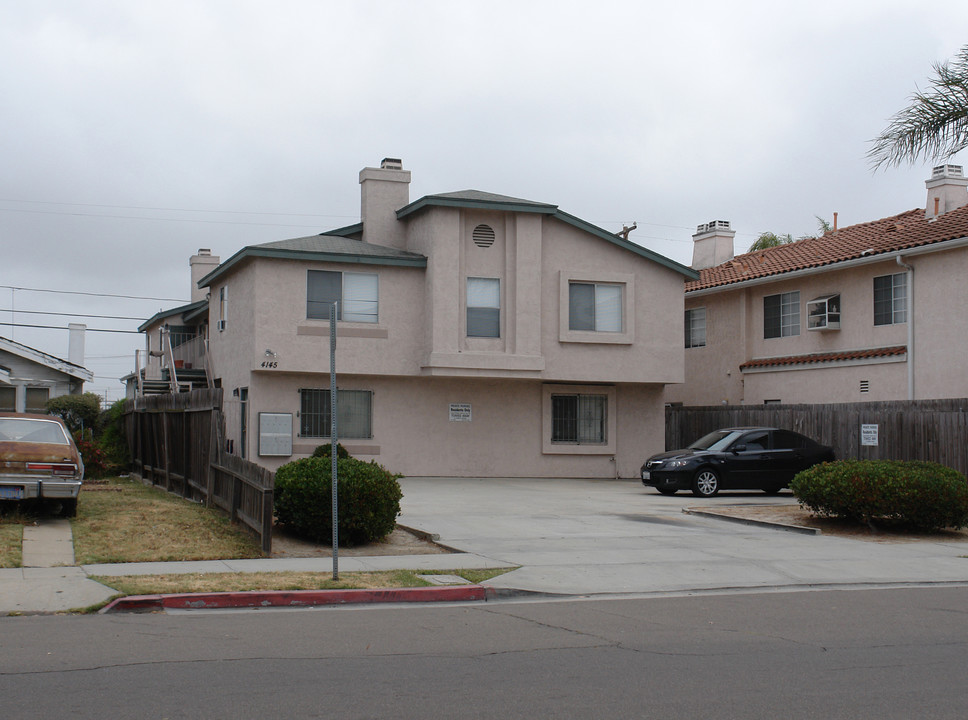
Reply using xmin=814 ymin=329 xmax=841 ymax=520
xmin=807 ymin=294 xmax=841 ymax=331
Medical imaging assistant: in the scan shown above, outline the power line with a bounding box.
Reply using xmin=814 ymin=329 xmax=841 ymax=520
xmin=0 ymin=206 xmax=339 ymax=229
xmin=0 ymin=285 xmax=184 ymax=302
xmin=0 ymin=321 xmax=140 ymax=334
xmin=0 ymin=197 xmax=357 ymax=220
xmin=0 ymin=308 xmax=145 ymax=321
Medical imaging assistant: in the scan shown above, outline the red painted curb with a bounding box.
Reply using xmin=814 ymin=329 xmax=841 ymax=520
xmin=102 ymin=585 xmax=492 ymax=613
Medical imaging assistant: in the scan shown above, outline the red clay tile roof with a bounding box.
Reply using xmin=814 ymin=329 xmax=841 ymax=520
xmin=739 ymin=345 xmax=907 ymax=370
xmin=688 ymin=203 xmax=968 ymax=292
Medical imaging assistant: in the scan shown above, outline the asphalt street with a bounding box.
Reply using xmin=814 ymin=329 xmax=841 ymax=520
xmin=1 ymin=587 xmax=966 ymax=719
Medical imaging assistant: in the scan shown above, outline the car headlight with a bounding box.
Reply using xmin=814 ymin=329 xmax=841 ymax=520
xmin=667 ymin=460 xmax=690 ymax=468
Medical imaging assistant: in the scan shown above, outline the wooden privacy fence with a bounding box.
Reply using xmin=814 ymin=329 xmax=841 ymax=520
xmin=124 ymin=388 xmax=274 ymax=553
xmin=666 ymin=398 xmax=968 ymax=477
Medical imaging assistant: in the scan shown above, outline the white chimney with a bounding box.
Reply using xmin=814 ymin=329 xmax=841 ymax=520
xmin=691 ymin=220 xmax=736 ymax=269
xmin=359 ymin=158 xmax=410 ymax=249
xmin=926 ymin=164 xmax=968 ymax=219
xmin=68 ymin=323 xmax=85 ymax=367
xmin=190 ymin=249 xmax=220 ymax=302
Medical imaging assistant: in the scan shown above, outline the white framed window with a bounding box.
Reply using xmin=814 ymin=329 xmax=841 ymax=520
xmin=466 ymin=277 xmax=501 ymax=338
xmin=569 ymin=282 xmax=623 ymax=332
xmin=873 ymin=273 xmax=907 ymax=326
xmin=299 ymin=388 xmax=373 ymax=439
xmin=685 ymin=307 xmax=706 ymax=348
xmin=558 ymin=272 xmax=634 ymax=345
xmin=307 ymin=270 xmax=379 ymax=323
xmin=764 ymin=291 xmax=800 ymax=338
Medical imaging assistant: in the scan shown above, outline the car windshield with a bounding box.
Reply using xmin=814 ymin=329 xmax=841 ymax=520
xmin=688 ymin=429 xmax=746 ymax=452
xmin=0 ymin=418 xmax=70 ymax=445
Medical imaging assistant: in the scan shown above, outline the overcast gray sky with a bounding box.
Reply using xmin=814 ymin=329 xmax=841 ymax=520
xmin=2 ymin=0 xmax=966 ymax=402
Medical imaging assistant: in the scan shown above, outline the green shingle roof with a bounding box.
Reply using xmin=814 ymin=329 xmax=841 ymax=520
xmin=197 ymin=234 xmax=428 ymax=288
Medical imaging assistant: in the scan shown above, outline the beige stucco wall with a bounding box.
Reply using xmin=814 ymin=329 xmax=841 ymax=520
xmin=243 ymin=374 xmax=665 ymax=478
xmin=667 ymin=249 xmax=968 ymax=406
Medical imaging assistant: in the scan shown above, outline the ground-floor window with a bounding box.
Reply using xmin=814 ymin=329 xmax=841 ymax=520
xmin=25 ymin=387 xmax=49 ymax=414
xmin=299 ymin=388 xmax=373 ymax=439
xmin=550 ymin=392 xmax=607 ymax=444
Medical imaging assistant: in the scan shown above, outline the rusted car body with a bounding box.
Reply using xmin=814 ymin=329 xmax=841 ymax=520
xmin=0 ymin=412 xmax=84 ymax=517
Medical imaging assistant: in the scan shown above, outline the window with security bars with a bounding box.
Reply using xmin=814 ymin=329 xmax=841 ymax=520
xmin=299 ymin=389 xmax=373 ymax=438
xmin=551 ymin=393 xmax=607 ymax=444
xmin=764 ymin=291 xmax=800 ymax=338
xmin=685 ymin=307 xmax=706 ymax=348
xmin=873 ymin=272 xmax=907 ymax=326
xmin=307 ymin=270 xmax=379 ymax=323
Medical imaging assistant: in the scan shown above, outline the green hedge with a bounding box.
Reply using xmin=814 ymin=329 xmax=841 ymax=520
xmin=790 ymin=459 xmax=968 ymax=531
xmin=312 ymin=442 xmax=350 ymax=460
xmin=274 ymin=457 xmax=402 ymax=545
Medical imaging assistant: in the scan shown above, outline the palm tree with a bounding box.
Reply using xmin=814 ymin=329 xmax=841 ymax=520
xmin=748 ymin=232 xmax=794 ymax=252
xmin=868 ymin=45 xmax=968 ymax=170
xmin=748 ymin=218 xmax=830 ymax=252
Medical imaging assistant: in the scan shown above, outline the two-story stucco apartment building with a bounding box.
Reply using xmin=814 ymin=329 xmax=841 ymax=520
xmin=177 ymin=159 xmax=696 ymax=478
xmin=665 ymin=165 xmax=968 ymax=407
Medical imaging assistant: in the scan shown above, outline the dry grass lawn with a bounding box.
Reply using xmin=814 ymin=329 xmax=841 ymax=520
xmin=92 ymin=567 xmax=512 ymax=597
xmin=72 ymin=477 xmax=262 ymax=564
xmin=0 ymin=523 xmax=22 ymax=567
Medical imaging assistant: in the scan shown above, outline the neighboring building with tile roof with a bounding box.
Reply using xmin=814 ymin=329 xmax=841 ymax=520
xmin=141 ymin=159 xmax=696 ymax=478
xmin=666 ymin=164 xmax=968 ymax=406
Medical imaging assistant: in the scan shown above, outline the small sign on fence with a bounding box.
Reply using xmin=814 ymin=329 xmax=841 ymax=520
xmin=861 ymin=424 xmax=879 ymax=447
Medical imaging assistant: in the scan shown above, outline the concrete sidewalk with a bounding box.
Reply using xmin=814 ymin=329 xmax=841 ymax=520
xmin=4 ymin=476 xmax=968 ymax=614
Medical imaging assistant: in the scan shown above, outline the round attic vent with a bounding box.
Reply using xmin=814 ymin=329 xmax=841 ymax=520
xmin=472 ymin=224 xmax=495 ymax=248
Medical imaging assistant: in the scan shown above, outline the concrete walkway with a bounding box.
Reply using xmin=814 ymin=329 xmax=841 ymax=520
xmin=1 ymin=519 xmax=121 ymax=614
xmin=3 ymin=477 xmax=968 ymax=614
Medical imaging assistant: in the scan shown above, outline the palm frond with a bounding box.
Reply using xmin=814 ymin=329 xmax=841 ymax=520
xmin=868 ymin=45 xmax=968 ymax=170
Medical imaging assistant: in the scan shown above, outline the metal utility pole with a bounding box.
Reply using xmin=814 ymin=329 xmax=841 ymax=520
xmin=330 ymin=302 xmax=339 ymax=580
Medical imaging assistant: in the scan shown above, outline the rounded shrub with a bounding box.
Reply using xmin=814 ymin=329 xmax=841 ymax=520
xmin=791 ymin=459 xmax=968 ymax=531
xmin=274 ymin=456 xmax=402 ymax=545
xmin=312 ymin=442 xmax=350 ymax=460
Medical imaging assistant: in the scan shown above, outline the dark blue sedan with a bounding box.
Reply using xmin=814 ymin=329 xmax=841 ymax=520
xmin=641 ymin=427 xmax=834 ymax=497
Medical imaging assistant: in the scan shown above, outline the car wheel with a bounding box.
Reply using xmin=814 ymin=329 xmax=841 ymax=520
xmin=762 ymin=485 xmax=784 ymax=495
xmin=692 ymin=469 xmax=720 ymax=497
xmin=59 ymin=499 xmax=77 ymax=518
xmin=656 ymin=487 xmax=677 ymax=496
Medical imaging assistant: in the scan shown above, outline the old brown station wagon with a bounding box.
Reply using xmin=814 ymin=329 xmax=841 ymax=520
xmin=0 ymin=413 xmax=84 ymax=517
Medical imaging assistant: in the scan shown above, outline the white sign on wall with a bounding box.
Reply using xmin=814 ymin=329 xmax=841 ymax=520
xmin=861 ymin=423 xmax=879 ymax=447
xmin=259 ymin=413 xmax=293 ymax=456
xmin=449 ymin=403 xmax=472 ymax=422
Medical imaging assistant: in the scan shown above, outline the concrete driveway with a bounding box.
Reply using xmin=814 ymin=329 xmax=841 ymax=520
xmin=398 ymin=477 xmax=968 ymax=596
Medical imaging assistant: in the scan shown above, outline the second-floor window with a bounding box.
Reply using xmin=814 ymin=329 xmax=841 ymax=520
xmin=218 ymin=286 xmax=228 ymax=330
xmin=307 ymin=270 xmax=378 ymax=323
xmin=874 ymin=272 xmax=907 ymax=325
xmin=466 ymin=277 xmax=501 ymax=338
xmin=569 ymin=282 xmax=623 ymax=332
xmin=685 ymin=307 xmax=706 ymax=348
xmin=764 ymin=291 xmax=800 ymax=338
